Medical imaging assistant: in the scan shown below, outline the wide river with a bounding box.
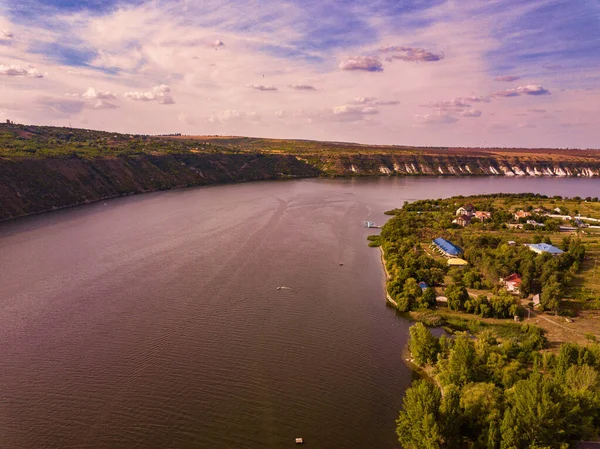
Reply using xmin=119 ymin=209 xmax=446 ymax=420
xmin=1 ymin=176 xmax=600 ymax=448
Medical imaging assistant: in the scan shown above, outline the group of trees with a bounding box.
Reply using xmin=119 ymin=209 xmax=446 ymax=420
xmin=399 ymin=323 xmax=600 ymax=448
xmin=444 ymin=284 xmax=523 ymax=319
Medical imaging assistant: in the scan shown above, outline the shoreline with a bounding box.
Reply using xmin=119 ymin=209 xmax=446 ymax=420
xmin=379 ymin=245 xmax=398 ymax=307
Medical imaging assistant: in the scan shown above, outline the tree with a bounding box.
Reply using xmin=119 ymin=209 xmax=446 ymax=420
xmin=438 ymin=333 xmax=476 ymax=386
xmin=396 ymin=380 xmax=443 ymax=449
xmin=541 ymin=281 xmax=562 ymax=314
xmin=419 ymin=287 xmax=437 ymax=309
xmin=409 ymin=323 xmax=439 ymax=366
xmin=500 ymin=406 xmax=520 ymax=449
xmin=460 ymin=382 xmax=503 ymax=447
xmin=440 ymin=384 xmax=462 ymax=447
xmin=508 ymin=373 xmax=571 ymax=447
xmin=446 ymin=284 xmax=469 ymax=311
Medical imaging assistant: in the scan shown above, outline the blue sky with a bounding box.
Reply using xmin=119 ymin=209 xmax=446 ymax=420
xmin=1 ymin=0 xmax=599 ymax=147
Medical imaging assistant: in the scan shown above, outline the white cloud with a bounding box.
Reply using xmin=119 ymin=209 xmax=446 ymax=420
xmin=208 ymin=110 xmax=260 ymax=123
xmin=461 ymin=109 xmax=482 ymax=117
xmin=124 ymin=84 xmax=175 ymax=104
xmin=246 ymin=84 xmax=278 ymax=91
xmin=339 ymin=56 xmax=383 ymax=72
xmin=0 ymin=64 xmax=44 ymax=78
xmin=423 ymin=98 xmax=472 ymax=108
xmin=82 ymin=87 xmax=117 ymax=100
xmin=350 ymin=96 xmax=399 ymax=106
xmin=494 ymin=84 xmax=550 ymax=97
xmin=0 ymin=30 xmax=13 ymax=41
xmin=289 ymin=84 xmax=315 ymax=91
xmin=328 ymin=104 xmax=380 ymax=122
xmin=518 ymin=84 xmax=551 ymax=95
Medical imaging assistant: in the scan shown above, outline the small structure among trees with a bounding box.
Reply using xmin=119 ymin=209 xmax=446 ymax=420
xmin=501 ymin=273 xmax=522 ymax=294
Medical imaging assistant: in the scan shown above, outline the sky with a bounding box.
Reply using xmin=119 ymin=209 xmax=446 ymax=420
xmin=0 ymin=0 xmax=599 ymax=148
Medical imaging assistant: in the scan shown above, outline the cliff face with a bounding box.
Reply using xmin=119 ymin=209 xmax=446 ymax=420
xmin=310 ymin=154 xmax=600 ymax=177
xmin=0 ymin=153 xmax=320 ymax=221
xmin=2 ymin=123 xmax=600 ymax=221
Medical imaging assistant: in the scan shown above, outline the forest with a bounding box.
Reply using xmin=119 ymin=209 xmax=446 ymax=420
xmin=400 ymin=323 xmax=600 ymax=448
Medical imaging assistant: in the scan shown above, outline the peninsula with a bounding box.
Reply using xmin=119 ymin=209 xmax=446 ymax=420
xmin=371 ymin=194 xmax=600 ymax=448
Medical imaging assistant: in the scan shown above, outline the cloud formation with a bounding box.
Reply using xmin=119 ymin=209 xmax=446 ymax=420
xmin=493 ymin=75 xmax=520 ymax=82
xmin=124 ymin=85 xmax=174 ymax=104
xmin=351 ymin=96 xmax=399 ymax=106
xmin=289 ymin=84 xmax=316 ymax=91
xmin=423 ymin=98 xmax=472 ymax=108
xmin=461 ymin=109 xmax=482 ymax=117
xmin=246 ymin=84 xmax=278 ymax=91
xmin=494 ymin=84 xmax=550 ymax=97
xmin=339 ymin=56 xmax=383 ymax=72
xmin=0 ymin=64 xmax=44 ymax=78
xmin=82 ymin=87 xmax=117 ymax=100
xmin=328 ymin=104 xmax=380 ymax=122
xmin=0 ymin=30 xmax=13 ymax=41
xmin=380 ymin=45 xmax=443 ymax=62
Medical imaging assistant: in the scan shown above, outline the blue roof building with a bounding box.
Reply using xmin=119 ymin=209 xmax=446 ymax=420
xmin=418 ymin=282 xmax=429 ymax=290
xmin=526 ymin=243 xmax=564 ymax=255
xmin=432 ymin=238 xmax=463 ymax=257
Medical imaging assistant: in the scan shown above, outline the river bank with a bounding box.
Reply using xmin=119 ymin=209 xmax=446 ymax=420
xmin=379 ymin=246 xmax=398 ymax=307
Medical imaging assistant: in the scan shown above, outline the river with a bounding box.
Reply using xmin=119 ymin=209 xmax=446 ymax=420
xmin=1 ymin=176 xmax=599 ymax=448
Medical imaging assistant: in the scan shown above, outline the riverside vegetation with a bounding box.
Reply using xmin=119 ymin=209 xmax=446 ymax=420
xmin=369 ymin=194 xmax=600 ymax=448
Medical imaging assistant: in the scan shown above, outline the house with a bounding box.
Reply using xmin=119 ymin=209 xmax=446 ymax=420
xmin=456 ymin=204 xmax=476 ymax=217
xmin=526 ymin=220 xmax=545 ymax=227
xmin=447 ymin=258 xmax=469 ymax=266
xmin=501 ymin=273 xmax=522 ymax=294
xmin=514 ymin=210 xmax=532 ymax=220
xmin=526 ymin=243 xmax=564 ymax=255
xmin=475 ymin=211 xmax=491 ymax=221
xmin=431 ymin=237 xmax=463 ymax=258
xmin=418 ymin=282 xmax=429 ymax=290
xmin=508 ymin=240 xmax=516 ymax=246
xmin=453 ymin=214 xmax=471 ymax=227
xmin=532 ymin=294 xmax=541 ymax=307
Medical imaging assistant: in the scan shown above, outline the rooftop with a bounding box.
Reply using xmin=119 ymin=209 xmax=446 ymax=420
xmin=526 ymin=243 xmax=565 ymax=255
xmin=433 ymin=237 xmax=463 ymax=256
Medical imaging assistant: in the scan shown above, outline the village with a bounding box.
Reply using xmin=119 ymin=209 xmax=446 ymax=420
xmin=376 ymin=194 xmax=600 ymax=347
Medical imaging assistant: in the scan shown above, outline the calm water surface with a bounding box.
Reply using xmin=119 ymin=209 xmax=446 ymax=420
xmin=1 ymin=177 xmax=600 ymax=448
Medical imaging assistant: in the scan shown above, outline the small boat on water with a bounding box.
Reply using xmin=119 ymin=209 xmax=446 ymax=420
xmin=276 ymin=286 xmax=292 ymax=290
xmin=295 ymin=438 xmax=304 ymax=444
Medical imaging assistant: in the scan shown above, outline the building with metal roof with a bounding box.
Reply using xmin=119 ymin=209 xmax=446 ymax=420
xmin=525 ymin=243 xmax=564 ymax=255
xmin=431 ymin=238 xmax=463 ymax=257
